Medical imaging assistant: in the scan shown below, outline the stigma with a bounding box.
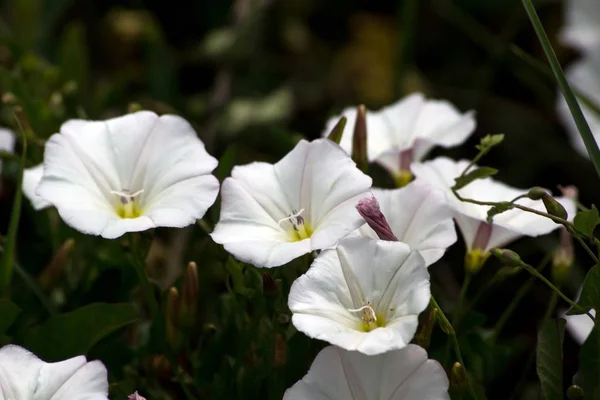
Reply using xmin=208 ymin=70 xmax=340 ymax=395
xmin=278 ymin=209 xmax=312 ymax=241
xmin=349 ymin=303 xmax=381 ymax=332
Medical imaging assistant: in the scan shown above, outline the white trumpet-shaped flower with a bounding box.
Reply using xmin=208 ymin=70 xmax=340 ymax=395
xmin=556 ymin=54 xmax=600 ymax=157
xmin=0 ymin=344 xmax=108 ymax=400
xmin=288 ymin=236 xmax=430 ymax=355
xmin=322 ymin=93 xmax=475 ymax=181
xmin=211 ymin=138 xmax=372 ymax=268
xmin=559 ymin=0 xmax=600 ymax=53
xmin=412 ymin=157 xmax=576 ymax=271
xmin=355 ymin=181 xmax=457 ymax=267
xmin=35 ymin=111 xmax=220 ymax=239
xmin=283 ymin=344 xmax=450 ymax=400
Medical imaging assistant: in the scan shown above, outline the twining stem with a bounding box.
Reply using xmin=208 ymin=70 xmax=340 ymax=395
xmin=522 ymin=0 xmax=600 ymax=179
xmin=430 ymin=295 xmax=478 ymax=399
xmin=490 ymin=255 xmax=551 ymax=344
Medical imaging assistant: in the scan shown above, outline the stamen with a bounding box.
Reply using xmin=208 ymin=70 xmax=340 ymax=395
xmin=348 ymin=304 xmax=377 ymax=323
xmin=110 ymin=189 xmax=144 ymax=204
xmin=277 ymin=208 xmax=305 ymax=226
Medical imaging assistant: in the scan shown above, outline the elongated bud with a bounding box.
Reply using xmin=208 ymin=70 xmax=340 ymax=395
xmin=327 ymin=116 xmax=347 ymax=145
xmin=490 ymin=248 xmax=523 ymax=267
xmin=451 ymin=362 xmax=467 ymax=392
xmin=414 ymin=307 xmax=436 ymax=349
xmin=128 ymin=391 xmax=147 ymax=400
xmin=166 ymin=287 xmax=183 ymax=351
xmin=179 ymin=261 xmax=199 ymax=329
xmin=274 ymin=333 xmax=286 ymax=367
xmin=356 ymin=196 xmax=399 ymax=241
xmin=435 ymin=309 xmax=454 ymax=335
xmin=527 ymin=187 xmax=568 ymax=220
xmin=552 ymin=227 xmax=574 ymax=286
xmin=352 ymin=105 xmax=368 ymax=173
xmin=38 ymin=239 xmax=75 ymax=290
xmin=567 ymin=385 xmax=584 ymax=400
xmin=262 ymin=271 xmax=279 ymax=297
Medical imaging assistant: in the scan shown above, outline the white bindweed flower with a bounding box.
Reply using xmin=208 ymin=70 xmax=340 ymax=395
xmin=211 ymin=138 xmax=372 ymax=268
xmin=0 ymin=344 xmax=108 ymax=400
xmin=556 ymin=53 xmax=600 ymax=157
xmin=288 ymin=236 xmax=430 ymax=355
xmin=23 ymin=164 xmax=52 ymax=210
xmin=562 ymin=287 xmax=596 ymax=345
xmin=35 ymin=111 xmax=220 ymax=239
xmin=412 ymin=157 xmax=576 ymax=272
xmin=283 ymin=344 xmax=449 ymax=400
xmin=0 ymin=128 xmax=16 ymax=173
xmin=559 ymin=0 xmax=600 ymax=53
xmin=322 ymin=93 xmax=475 ymax=183
xmin=355 ymin=181 xmax=457 ymax=267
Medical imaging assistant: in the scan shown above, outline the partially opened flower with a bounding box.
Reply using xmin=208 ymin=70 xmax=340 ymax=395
xmin=322 ymin=93 xmax=475 ymax=184
xmin=0 ymin=344 xmax=108 ymax=399
xmin=288 ymin=236 xmax=429 ymax=355
xmin=556 ymin=53 xmax=600 ymax=157
xmin=412 ymin=157 xmax=576 ymax=272
xmin=559 ymin=0 xmax=600 ymax=53
xmin=35 ymin=111 xmax=220 ymax=238
xmin=211 ymin=138 xmax=372 ymax=268
xmin=283 ymin=344 xmax=449 ymax=400
xmin=355 ymin=181 xmax=457 ymax=267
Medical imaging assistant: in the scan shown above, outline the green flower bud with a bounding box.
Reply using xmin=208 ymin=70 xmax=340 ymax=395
xmin=567 ymin=385 xmax=584 ymax=400
xmin=527 ymin=186 xmax=548 ymax=200
xmin=490 ymin=248 xmax=523 ymax=267
xmin=451 ymin=362 xmax=467 ymax=392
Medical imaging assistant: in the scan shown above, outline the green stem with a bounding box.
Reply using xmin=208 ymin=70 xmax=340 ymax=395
xmin=522 ymin=0 xmax=600 ymax=179
xmin=128 ymin=234 xmax=161 ymax=325
xmin=430 ymin=295 xmax=478 ymax=399
xmin=14 ymin=262 xmax=57 ymax=316
xmin=490 ymin=255 xmax=551 ymax=344
xmin=521 ymin=262 xmax=595 ymax=322
xmin=452 ymin=272 xmax=472 ymax=327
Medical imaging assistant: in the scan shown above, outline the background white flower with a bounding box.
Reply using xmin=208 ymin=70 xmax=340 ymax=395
xmin=322 ymin=93 xmax=475 ymax=178
xmin=559 ymin=0 xmax=600 ymax=53
xmin=283 ymin=344 xmax=450 ymax=400
xmin=0 ymin=344 xmax=108 ymax=400
xmin=211 ymin=138 xmax=372 ymax=268
xmin=36 ymin=111 xmax=220 ymax=239
xmin=23 ymin=164 xmax=52 ymax=210
xmin=0 ymin=128 xmax=16 ymax=174
xmin=356 ymin=181 xmax=457 ymax=267
xmin=556 ymin=53 xmax=600 ymax=158
xmin=288 ymin=236 xmax=430 ymax=355
xmin=412 ymin=157 xmax=576 ymax=253
xmin=562 ymin=286 xmax=596 ymax=345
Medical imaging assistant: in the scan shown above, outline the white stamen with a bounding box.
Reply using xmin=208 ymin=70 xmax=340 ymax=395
xmin=110 ymin=189 xmax=145 ymax=199
xmin=348 ymin=304 xmax=377 ymax=322
xmin=277 ymin=208 xmax=305 ymax=226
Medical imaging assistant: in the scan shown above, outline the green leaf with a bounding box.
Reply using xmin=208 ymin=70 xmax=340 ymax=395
xmin=475 ymin=133 xmax=504 ymax=152
xmin=567 ymin=267 xmax=600 ymax=316
xmin=574 ymin=206 xmax=600 ymax=238
xmin=486 ymin=201 xmax=514 ymax=223
xmin=22 ymin=303 xmax=138 ymax=360
xmin=0 ymin=300 xmax=20 ymax=334
xmin=326 ymin=116 xmax=347 ymax=145
xmin=574 ymin=323 xmax=600 ymax=399
xmin=536 ymin=318 xmax=566 ymax=400
xmin=453 ymin=167 xmax=498 ymax=190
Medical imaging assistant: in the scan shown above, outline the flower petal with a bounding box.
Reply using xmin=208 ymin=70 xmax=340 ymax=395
xmin=23 ymin=164 xmax=52 ymax=210
xmin=559 ymin=0 xmax=600 ymax=53
xmin=283 ymin=345 xmax=450 ymax=400
xmin=359 ymin=182 xmax=457 ymax=266
xmin=0 ymin=345 xmax=44 ymax=400
xmin=289 ymin=237 xmax=429 ymax=355
xmin=564 ymin=310 xmax=596 ymax=345
xmin=0 ymin=128 xmax=15 ymax=173
xmin=44 ymin=360 xmax=108 ymax=400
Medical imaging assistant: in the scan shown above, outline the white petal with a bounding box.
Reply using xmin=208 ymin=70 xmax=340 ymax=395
xmin=0 ymin=128 xmax=15 ymax=174
xmin=556 ymin=54 xmax=600 ymax=157
xmin=283 ymin=345 xmax=450 ymax=400
xmin=44 ymin=360 xmax=108 ymax=400
xmin=359 ymin=182 xmax=457 ymax=266
xmin=289 ymin=237 xmax=430 ymax=355
xmin=564 ymin=310 xmax=596 ymax=345
xmin=0 ymin=345 xmax=45 ymax=400
xmin=559 ymin=0 xmax=600 ymax=53
xmin=23 ymin=164 xmax=52 ymax=210
xmin=412 ymin=157 xmax=575 ymax=251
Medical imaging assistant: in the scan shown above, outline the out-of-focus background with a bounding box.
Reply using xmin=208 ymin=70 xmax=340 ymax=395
xmin=0 ymin=0 xmax=596 ymax=398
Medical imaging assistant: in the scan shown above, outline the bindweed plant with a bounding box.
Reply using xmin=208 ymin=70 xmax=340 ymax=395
xmin=2 ymin=0 xmax=600 ymax=399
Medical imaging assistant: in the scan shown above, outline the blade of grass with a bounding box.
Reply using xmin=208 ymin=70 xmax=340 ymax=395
xmin=0 ymin=114 xmax=27 ymax=296
xmin=522 ymin=0 xmax=600 ymax=179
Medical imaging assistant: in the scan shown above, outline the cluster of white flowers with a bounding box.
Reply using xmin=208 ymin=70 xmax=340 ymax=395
xmin=0 ymin=87 xmax=576 ymax=397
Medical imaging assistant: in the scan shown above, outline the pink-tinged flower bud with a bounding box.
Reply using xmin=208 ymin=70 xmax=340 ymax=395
xmin=128 ymin=391 xmax=147 ymax=400
xmin=352 ymin=105 xmax=368 ymax=173
xmin=356 ymin=196 xmax=399 ymax=242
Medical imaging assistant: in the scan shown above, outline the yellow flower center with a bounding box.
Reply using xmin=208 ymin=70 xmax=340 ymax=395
xmin=278 ymin=209 xmax=313 ymax=242
xmin=349 ymin=303 xmax=386 ymax=332
xmin=465 ymin=249 xmax=490 ymax=273
xmin=111 ymin=189 xmax=144 ymax=219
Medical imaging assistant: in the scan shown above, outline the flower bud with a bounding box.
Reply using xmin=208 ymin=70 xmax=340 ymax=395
xmin=526 ymin=186 xmax=547 ymax=200
xmin=128 ymin=391 xmax=147 ymax=400
xmin=356 ymin=196 xmax=399 ymax=242
xmin=567 ymin=385 xmax=584 ymax=400
xmin=262 ymin=271 xmax=279 ymax=297
xmin=435 ymin=309 xmax=454 ymax=335
xmin=128 ymin=102 xmax=143 ymax=113
xmin=552 ymin=227 xmax=574 ymax=286
xmin=352 ymin=105 xmax=368 ymax=173
xmin=274 ymin=333 xmax=286 ymax=367
xmin=62 ymin=80 xmax=78 ymax=96
xmin=38 ymin=238 xmax=75 ymax=290
xmin=414 ymin=307 xmax=436 ymax=349
xmin=166 ymin=287 xmax=183 ymax=351
xmin=326 ymin=116 xmax=347 ymax=145
xmin=542 ymin=195 xmax=568 ymax=220
xmin=490 ymin=248 xmax=523 ymax=267
xmin=451 ymin=362 xmax=467 ymax=392
xmin=179 ymin=261 xmax=199 ymax=329
xmin=2 ymin=92 xmax=16 ymax=106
